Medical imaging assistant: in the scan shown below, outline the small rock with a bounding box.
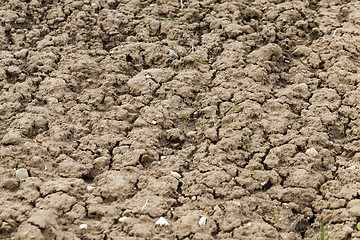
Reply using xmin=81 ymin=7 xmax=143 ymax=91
xmin=160 ymin=156 xmax=166 ymax=160
xmin=86 ymin=186 xmax=95 ymax=192
xmin=79 ymin=224 xmax=87 ymax=229
xmin=170 ymin=171 xmax=181 ymax=179
xmin=119 ymin=217 xmax=128 ymax=222
xmin=247 ymin=222 xmax=252 ymax=227
xmin=169 ymin=50 xmax=179 ymax=59
xmin=155 ymin=217 xmax=169 ymax=226
xmin=199 ymin=216 xmax=207 ymax=227
xmin=47 ymin=97 xmax=58 ymax=104
xmin=191 ymin=196 xmax=197 ymax=201
xmin=16 ymin=168 xmax=29 ymax=180
xmin=186 ymin=131 xmax=197 ymax=137
xmin=305 ymin=148 xmax=318 ymax=156
xmin=297 ymin=83 xmax=308 ymax=91
xmin=140 ymin=154 xmax=155 ymax=166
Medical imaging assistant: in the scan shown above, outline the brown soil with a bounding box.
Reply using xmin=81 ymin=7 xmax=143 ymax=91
xmin=1 ymin=0 xmax=360 ymax=239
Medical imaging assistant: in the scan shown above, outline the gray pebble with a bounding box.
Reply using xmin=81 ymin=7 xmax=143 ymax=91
xmin=16 ymin=168 xmax=29 ymax=180
xmin=169 ymin=50 xmax=179 ymax=59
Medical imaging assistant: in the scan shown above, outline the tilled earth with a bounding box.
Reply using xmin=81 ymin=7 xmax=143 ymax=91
xmin=1 ymin=0 xmax=360 ymax=239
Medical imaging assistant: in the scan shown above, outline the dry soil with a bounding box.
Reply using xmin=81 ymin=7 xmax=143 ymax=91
xmin=1 ymin=0 xmax=360 ymax=239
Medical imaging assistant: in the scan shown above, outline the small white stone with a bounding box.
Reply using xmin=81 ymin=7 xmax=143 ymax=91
xmin=170 ymin=171 xmax=181 ymax=179
xmin=260 ymin=181 xmax=267 ymax=186
xmin=155 ymin=217 xmax=169 ymax=226
xmin=151 ymin=120 xmax=157 ymax=125
xmin=79 ymin=224 xmax=87 ymax=229
xmin=15 ymin=168 xmax=29 ymax=180
xmin=160 ymin=156 xmax=166 ymax=160
xmin=306 ymin=148 xmax=318 ymax=156
xmin=119 ymin=217 xmax=128 ymax=222
xmin=191 ymin=196 xmax=197 ymax=201
xmin=330 ymin=141 xmax=334 ymax=145
xmin=87 ymin=186 xmax=95 ymax=192
xmin=47 ymin=97 xmax=58 ymax=104
xmin=199 ymin=216 xmax=207 ymax=227
xmin=186 ymin=131 xmax=197 ymax=136
xmin=331 ymin=166 xmax=337 ymax=171
xmin=298 ymin=83 xmax=308 ymax=91
xmin=145 ymin=74 xmax=151 ymax=78
xmin=247 ymin=222 xmax=252 ymax=227
xmin=169 ymin=50 xmax=179 ymax=59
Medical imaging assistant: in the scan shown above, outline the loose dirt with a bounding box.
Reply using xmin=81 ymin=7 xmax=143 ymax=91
xmin=1 ymin=0 xmax=360 ymax=239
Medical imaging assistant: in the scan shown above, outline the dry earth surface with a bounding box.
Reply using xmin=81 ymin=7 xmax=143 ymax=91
xmin=1 ymin=0 xmax=360 ymax=239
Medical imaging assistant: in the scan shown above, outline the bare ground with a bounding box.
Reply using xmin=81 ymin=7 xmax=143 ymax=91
xmin=1 ymin=0 xmax=360 ymax=239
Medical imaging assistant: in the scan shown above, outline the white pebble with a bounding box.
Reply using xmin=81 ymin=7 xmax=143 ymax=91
xmin=305 ymin=148 xmax=318 ymax=156
xmin=79 ymin=224 xmax=87 ymax=229
xmin=118 ymin=217 xmax=128 ymax=222
xmin=151 ymin=120 xmax=157 ymax=125
xmin=260 ymin=181 xmax=267 ymax=186
xmin=186 ymin=131 xmax=197 ymax=136
xmin=169 ymin=50 xmax=179 ymax=59
xmin=87 ymin=186 xmax=95 ymax=192
xmin=170 ymin=171 xmax=181 ymax=179
xmin=47 ymin=97 xmax=58 ymax=104
xmin=330 ymin=141 xmax=334 ymax=145
xmin=247 ymin=222 xmax=252 ymax=227
xmin=331 ymin=166 xmax=337 ymax=171
xmin=155 ymin=217 xmax=169 ymax=226
xmin=191 ymin=196 xmax=197 ymax=201
xmin=160 ymin=156 xmax=166 ymax=160
xmin=297 ymin=83 xmax=308 ymax=91
xmin=145 ymin=74 xmax=151 ymax=78
xmin=199 ymin=216 xmax=207 ymax=227
xmin=15 ymin=168 xmax=29 ymax=180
